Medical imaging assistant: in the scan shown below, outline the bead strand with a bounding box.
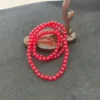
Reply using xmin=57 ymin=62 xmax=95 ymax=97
xmin=27 ymin=21 xmax=69 ymax=81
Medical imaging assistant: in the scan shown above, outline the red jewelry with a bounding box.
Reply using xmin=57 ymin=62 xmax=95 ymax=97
xmin=27 ymin=21 xmax=69 ymax=81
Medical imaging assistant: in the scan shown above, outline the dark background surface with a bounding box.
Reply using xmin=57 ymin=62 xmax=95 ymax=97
xmin=0 ymin=0 xmax=100 ymax=100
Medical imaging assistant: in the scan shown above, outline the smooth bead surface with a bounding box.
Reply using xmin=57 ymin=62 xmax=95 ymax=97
xmin=65 ymin=53 xmax=69 ymax=56
xmin=43 ymin=57 xmax=46 ymax=61
xmin=30 ymin=63 xmax=34 ymax=67
xmin=27 ymin=49 xmax=30 ymax=53
xmin=34 ymin=69 xmax=39 ymax=73
xmin=45 ymin=76 xmax=48 ymax=80
xmin=63 ymin=64 xmax=67 ymax=67
xmin=53 ymin=76 xmax=57 ymax=80
xmin=56 ymin=73 xmax=60 ymax=78
xmin=48 ymin=77 xmax=53 ymax=81
xmin=37 ymin=73 xmax=41 ymax=77
xmin=46 ymin=57 xmax=50 ymax=60
xmin=28 ymin=46 xmax=31 ymax=49
xmin=59 ymin=71 xmax=63 ymax=75
xmin=61 ymin=67 xmax=65 ymax=71
xmin=63 ymin=60 xmax=67 ymax=63
xmin=28 ymin=60 xmax=32 ymax=63
xmin=40 ymin=74 xmax=45 ymax=79
xmin=32 ymin=66 xmax=36 ymax=70
xmin=28 ymin=56 xmax=31 ymax=60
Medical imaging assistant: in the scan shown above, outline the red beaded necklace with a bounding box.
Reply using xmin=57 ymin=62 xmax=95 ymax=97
xmin=27 ymin=21 xmax=69 ymax=81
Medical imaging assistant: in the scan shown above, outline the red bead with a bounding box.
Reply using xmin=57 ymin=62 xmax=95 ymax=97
xmin=30 ymin=33 xmax=32 ymax=35
xmin=57 ymin=54 xmax=60 ymax=57
xmin=54 ymin=26 xmax=58 ymax=29
xmin=48 ymin=77 xmax=53 ymax=81
xmin=65 ymin=49 xmax=69 ymax=52
xmin=52 ymin=24 xmax=55 ymax=27
xmin=63 ymin=62 xmax=67 ymax=65
xmin=62 ymin=38 xmax=66 ymax=41
xmin=57 ymin=43 xmax=60 ymax=46
xmin=54 ymin=56 xmax=57 ymax=59
xmin=29 ymin=35 xmax=32 ymax=38
xmin=40 ymin=25 xmax=44 ymax=28
xmin=36 ymin=72 xmax=41 ymax=77
xmin=45 ymin=76 xmax=48 ymax=80
xmin=46 ymin=56 xmax=50 ymax=60
xmin=28 ymin=39 xmax=33 ymax=42
xmin=30 ymin=63 xmax=34 ymax=67
xmin=28 ymin=42 xmax=32 ymax=45
xmin=52 ymin=52 xmax=56 ymax=56
xmin=34 ymin=69 xmax=39 ymax=73
xmin=64 ymin=56 xmax=68 ymax=59
xmin=33 ymin=42 xmax=36 ymax=45
xmin=50 ymin=54 xmax=53 ymax=58
xmin=36 ymin=30 xmax=39 ymax=32
xmin=64 ymin=45 xmax=68 ymax=48
xmin=59 ymin=71 xmax=63 ymax=75
xmin=57 ymin=22 xmax=60 ymax=26
xmin=36 ymin=54 xmax=39 ymax=58
xmin=34 ymin=27 xmax=37 ymax=30
xmin=27 ymin=49 xmax=30 ymax=53
xmin=28 ymin=56 xmax=31 ymax=60
xmin=61 ymin=67 xmax=65 ymax=71
xmin=55 ymin=49 xmax=58 ymax=53
xmin=60 ymin=24 xmax=63 ymax=26
xmin=33 ymin=53 xmax=36 ymax=56
xmin=32 ymin=66 xmax=36 ymax=70
xmin=38 ymin=57 xmax=42 ymax=61
xmin=64 ymin=58 xmax=68 ymax=62
xmin=56 ymin=46 xmax=59 ymax=49
xmin=33 ymin=46 xmax=36 ymax=49
xmin=64 ymin=35 xmax=67 ymax=38
xmin=33 ymin=33 xmax=36 ymax=35
xmin=62 ymin=48 xmax=64 ymax=51
xmin=63 ymin=60 xmax=67 ymax=63
xmin=63 ymin=64 xmax=66 ymax=68
xmin=60 ymin=35 xmax=63 ymax=39
xmin=43 ymin=23 xmax=47 ymax=26
xmin=53 ymin=76 xmax=57 ymax=80
xmin=38 ymin=27 xmax=41 ymax=30
xmin=59 ymin=51 xmax=63 ymax=54
xmin=28 ymin=46 xmax=31 ymax=49
xmin=56 ymin=73 xmax=60 ymax=78
xmin=28 ymin=60 xmax=32 ymax=63
xmin=40 ymin=74 xmax=45 ymax=79
xmin=33 ymin=49 xmax=36 ymax=52
xmin=62 ymin=27 xmax=66 ymax=30
xmin=65 ymin=53 xmax=69 ymax=56
xmin=63 ymin=31 xmax=66 ymax=34
xmin=57 ymin=39 xmax=60 ymax=42
xmin=43 ymin=57 xmax=46 ymax=61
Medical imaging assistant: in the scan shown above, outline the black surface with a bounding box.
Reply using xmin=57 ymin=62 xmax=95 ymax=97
xmin=0 ymin=1 xmax=100 ymax=100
